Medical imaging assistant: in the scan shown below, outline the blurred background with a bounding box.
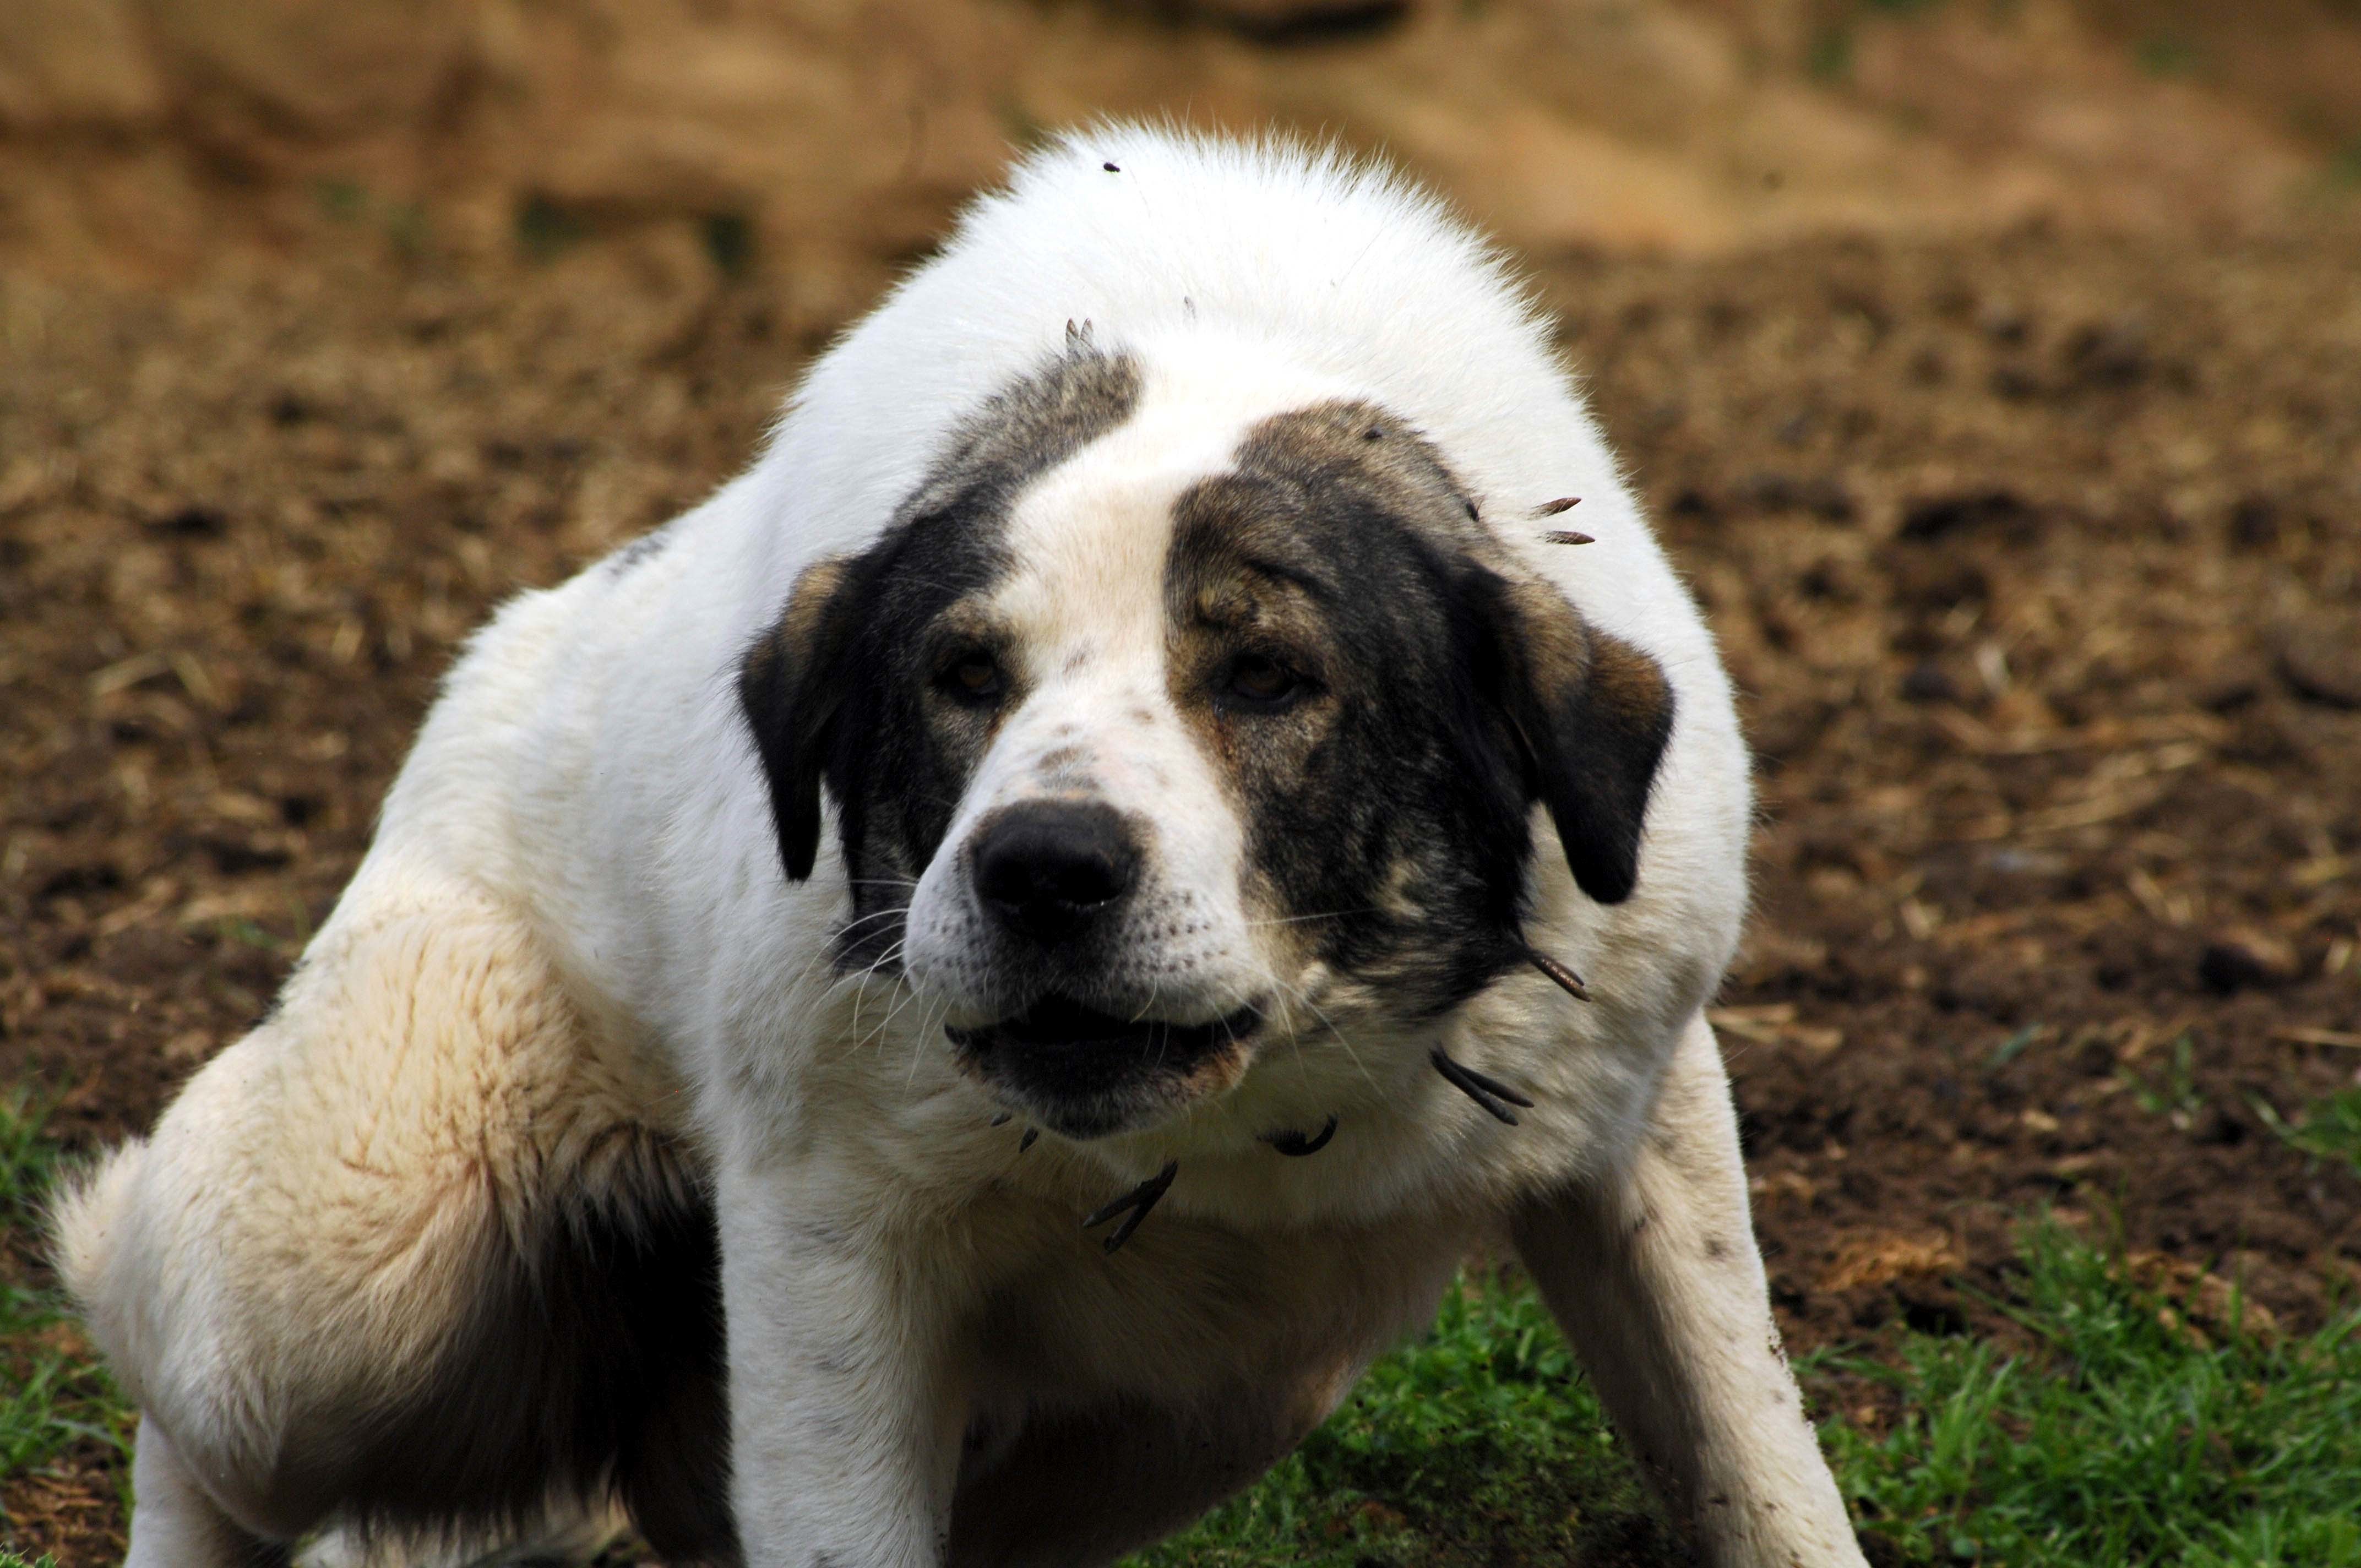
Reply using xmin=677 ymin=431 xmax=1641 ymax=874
xmin=3 ymin=2 xmax=2360 ymax=1563
xmin=5 ymin=1 xmax=2361 ymax=295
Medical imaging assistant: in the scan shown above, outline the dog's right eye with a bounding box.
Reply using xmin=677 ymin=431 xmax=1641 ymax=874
xmin=1217 ymin=652 xmax=1308 ymax=711
xmin=939 ymin=653 xmax=1004 ymax=703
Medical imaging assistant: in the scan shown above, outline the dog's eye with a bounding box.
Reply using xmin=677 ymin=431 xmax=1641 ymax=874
xmin=941 ymin=654 xmax=1004 ymax=701
xmin=1221 ymin=654 xmax=1301 ymax=709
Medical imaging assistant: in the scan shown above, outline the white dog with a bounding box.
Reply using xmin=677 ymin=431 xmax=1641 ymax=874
xmin=57 ymin=128 xmax=1865 ymax=1567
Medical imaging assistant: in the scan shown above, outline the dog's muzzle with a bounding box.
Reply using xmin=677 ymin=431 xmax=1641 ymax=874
xmin=943 ymin=799 xmax=1260 ymax=1135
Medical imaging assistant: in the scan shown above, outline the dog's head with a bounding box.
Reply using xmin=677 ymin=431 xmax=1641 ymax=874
xmin=739 ymin=342 xmax=1672 ymax=1139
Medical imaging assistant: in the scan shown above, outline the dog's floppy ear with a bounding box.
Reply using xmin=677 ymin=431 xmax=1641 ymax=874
xmin=1467 ymin=568 xmax=1675 ymax=905
xmin=738 ymin=553 xmax=864 ymax=881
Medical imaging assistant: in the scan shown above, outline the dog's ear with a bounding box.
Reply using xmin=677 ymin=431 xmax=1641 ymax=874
xmin=1465 ymin=568 xmax=1675 ymax=905
xmin=738 ymin=554 xmax=864 ymax=881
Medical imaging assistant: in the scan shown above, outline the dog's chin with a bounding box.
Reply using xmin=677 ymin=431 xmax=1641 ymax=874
xmin=945 ymin=993 xmax=1263 ymax=1140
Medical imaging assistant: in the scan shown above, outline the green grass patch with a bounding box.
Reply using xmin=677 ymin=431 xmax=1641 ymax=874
xmin=1834 ymin=1224 xmax=2361 ymax=1565
xmin=0 ymin=1092 xmax=61 ymax=1218
xmin=2251 ymin=1086 xmax=2361 ymax=1173
xmin=1134 ymin=1222 xmax=2361 ymax=1567
xmin=2124 ymin=1031 xmax=2203 ymax=1126
xmin=0 ymin=1090 xmax=133 ymax=1527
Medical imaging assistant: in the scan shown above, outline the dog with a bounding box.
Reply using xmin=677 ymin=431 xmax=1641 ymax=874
xmin=56 ymin=127 xmax=1865 ymax=1567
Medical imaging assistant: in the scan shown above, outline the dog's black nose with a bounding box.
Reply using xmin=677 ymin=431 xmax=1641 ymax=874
xmin=972 ymin=801 xmax=1141 ymax=944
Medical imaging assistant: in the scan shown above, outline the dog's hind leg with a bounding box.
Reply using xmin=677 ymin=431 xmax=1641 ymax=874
xmin=56 ymin=873 xmax=730 ymax=1563
xmin=125 ymin=1418 xmax=291 ymax=1568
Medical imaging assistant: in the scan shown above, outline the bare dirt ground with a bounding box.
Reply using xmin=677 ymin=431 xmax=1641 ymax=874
xmin=4 ymin=206 xmax=2360 ymax=1558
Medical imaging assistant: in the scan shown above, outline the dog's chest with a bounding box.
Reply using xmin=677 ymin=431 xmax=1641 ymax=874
xmin=958 ymin=1196 xmax=1475 ymax=1412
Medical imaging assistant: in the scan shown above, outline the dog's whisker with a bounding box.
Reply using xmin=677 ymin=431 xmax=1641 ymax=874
xmin=898 ymin=994 xmax=955 ymax=1083
xmin=989 ymin=1110 xmax=1013 ymax=1127
xmin=1276 ymin=1002 xmax=1319 ymax=1097
xmin=1534 ymin=495 xmax=1582 ymax=517
xmin=786 ymin=914 xmax=872 ymax=999
xmin=844 ymin=939 xmax=913 ymax=1044
xmin=1269 ymin=971 xmax=1381 ymax=1098
xmin=1243 ymin=906 xmax=1377 ymax=929
xmin=1543 ymin=529 xmax=1595 ymax=546
xmin=842 ymin=938 xmax=907 ymax=1005
xmin=1080 ymin=1160 xmax=1178 ymax=1253
xmin=819 ymin=913 xmax=913 ymax=1002
xmin=833 ymin=905 xmax=912 ymax=933
xmin=833 ymin=934 xmax=913 ymax=978
xmin=847 ymin=936 xmax=909 ymax=989
xmin=1526 ymin=948 xmax=1592 ymax=1002
xmin=1259 ymin=1114 xmax=1338 ymax=1157
xmin=897 ymin=989 xmax=954 ymax=1077
xmin=1430 ymin=1047 xmax=1535 ymax=1126
xmin=877 ymin=980 xmax=939 ymax=1086
xmin=1018 ymin=1127 xmax=1039 ymax=1155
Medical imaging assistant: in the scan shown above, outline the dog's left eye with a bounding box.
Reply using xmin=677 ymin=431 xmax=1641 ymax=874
xmin=1220 ymin=654 xmax=1302 ymax=709
xmin=940 ymin=654 xmax=1004 ymax=701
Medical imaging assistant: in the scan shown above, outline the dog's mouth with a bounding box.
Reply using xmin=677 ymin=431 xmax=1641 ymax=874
xmin=946 ymin=994 xmax=1263 ymax=1138
xmin=949 ymin=994 xmax=1261 ymax=1055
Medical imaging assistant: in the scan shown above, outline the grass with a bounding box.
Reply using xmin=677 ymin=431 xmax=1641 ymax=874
xmin=2252 ymin=1085 xmax=2361 ymax=1170
xmin=1126 ymin=1221 xmax=2361 ymax=1568
xmin=2124 ymin=1031 xmax=2204 ymax=1128
xmin=1829 ymin=1226 xmax=2361 ymax=1566
xmin=3 ymin=1091 xmax=2358 ymax=1566
xmin=0 ymin=1091 xmax=132 ymax=1550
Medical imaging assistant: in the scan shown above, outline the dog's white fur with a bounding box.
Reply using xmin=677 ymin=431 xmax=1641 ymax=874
xmin=58 ymin=128 xmax=1864 ymax=1567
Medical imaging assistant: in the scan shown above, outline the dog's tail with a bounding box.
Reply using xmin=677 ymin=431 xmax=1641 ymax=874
xmin=50 ymin=1138 xmax=148 ymax=1318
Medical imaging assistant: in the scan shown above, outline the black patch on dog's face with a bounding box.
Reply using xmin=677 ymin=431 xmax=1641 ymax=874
xmin=1166 ymin=400 xmax=1673 ymax=1019
xmin=738 ymin=347 xmax=1143 ymax=963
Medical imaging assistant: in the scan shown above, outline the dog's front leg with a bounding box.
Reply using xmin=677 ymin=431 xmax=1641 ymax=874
xmin=719 ymin=1155 xmax=969 ymax=1568
xmin=1510 ymin=1013 xmax=1864 ymax=1567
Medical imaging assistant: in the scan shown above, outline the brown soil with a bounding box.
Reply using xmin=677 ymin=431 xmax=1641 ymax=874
xmin=6 ymin=210 xmax=2361 ymax=1558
